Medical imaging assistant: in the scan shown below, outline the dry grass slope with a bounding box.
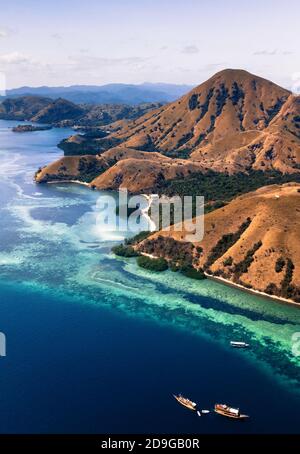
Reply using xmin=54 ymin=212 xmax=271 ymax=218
xmin=137 ymin=184 xmax=300 ymax=303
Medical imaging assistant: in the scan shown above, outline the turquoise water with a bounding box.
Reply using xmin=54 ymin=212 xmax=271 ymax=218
xmin=0 ymin=120 xmax=299 ymax=433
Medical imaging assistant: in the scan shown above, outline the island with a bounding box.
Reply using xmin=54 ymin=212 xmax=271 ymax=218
xmin=12 ymin=124 xmax=53 ymax=133
xmin=34 ymin=69 xmax=300 ymax=305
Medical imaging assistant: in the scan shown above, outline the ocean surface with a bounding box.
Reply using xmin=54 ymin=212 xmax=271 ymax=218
xmin=0 ymin=119 xmax=299 ymax=434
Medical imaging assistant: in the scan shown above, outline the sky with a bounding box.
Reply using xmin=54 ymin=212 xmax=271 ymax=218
xmin=0 ymin=0 xmax=299 ymax=90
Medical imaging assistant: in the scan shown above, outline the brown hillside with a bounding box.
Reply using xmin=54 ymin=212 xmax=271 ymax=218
xmin=36 ymin=146 xmax=206 ymax=191
xmin=112 ymin=69 xmax=293 ymax=167
xmin=90 ymin=156 xmax=204 ymax=192
xmin=137 ymin=183 xmax=300 ymax=303
xmin=36 ymin=69 xmax=300 ymax=191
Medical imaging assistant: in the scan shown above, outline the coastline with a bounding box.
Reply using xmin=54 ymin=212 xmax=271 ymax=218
xmin=45 ymin=179 xmax=90 ymax=187
xmin=139 ymin=253 xmax=299 ymax=308
xmin=205 ymin=273 xmax=300 ymax=308
xmin=40 ymin=180 xmax=300 ymax=309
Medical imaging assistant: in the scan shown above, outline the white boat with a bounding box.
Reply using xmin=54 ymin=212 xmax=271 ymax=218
xmin=215 ymin=403 xmax=249 ymax=420
xmin=230 ymin=341 xmax=249 ymax=348
xmin=173 ymin=394 xmax=197 ymax=411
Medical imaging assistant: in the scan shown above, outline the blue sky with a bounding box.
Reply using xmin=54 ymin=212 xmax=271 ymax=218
xmin=0 ymin=0 xmax=299 ymax=89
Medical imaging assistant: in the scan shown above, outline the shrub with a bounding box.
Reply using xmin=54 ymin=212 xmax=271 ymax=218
xmin=281 ymin=258 xmax=295 ymax=297
xmin=139 ymin=236 xmax=194 ymax=268
xmin=111 ymin=244 xmax=140 ymax=258
xmin=188 ymin=94 xmax=198 ymax=111
xmin=233 ymin=241 xmax=262 ymax=277
xmin=205 ymin=218 xmax=252 ymax=268
xmin=275 ymin=257 xmax=285 ymax=273
xmin=137 ymin=255 xmax=168 ymax=272
xmin=265 ymin=283 xmax=279 ymax=296
xmin=180 ymin=265 xmax=206 ymax=280
xmin=230 ymin=82 xmax=245 ymax=106
xmin=223 ymin=256 xmax=233 ymax=266
xmin=125 ymin=231 xmax=151 ymax=245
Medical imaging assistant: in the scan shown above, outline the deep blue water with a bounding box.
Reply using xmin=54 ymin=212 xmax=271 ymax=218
xmin=0 ymin=120 xmax=299 ymax=433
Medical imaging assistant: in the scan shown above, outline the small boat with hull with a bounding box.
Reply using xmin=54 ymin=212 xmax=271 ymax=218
xmin=214 ymin=404 xmax=249 ymax=420
xmin=173 ymin=394 xmax=197 ymax=411
xmin=230 ymin=341 xmax=249 ymax=348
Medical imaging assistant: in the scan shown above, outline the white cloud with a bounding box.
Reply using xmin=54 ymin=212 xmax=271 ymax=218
xmin=69 ymin=55 xmax=147 ymax=66
xmin=253 ymin=49 xmax=277 ymax=56
xmin=253 ymin=49 xmax=292 ymax=56
xmin=66 ymin=55 xmax=149 ymax=74
xmin=0 ymin=52 xmax=33 ymax=65
xmin=181 ymin=45 xmax=199 ymax=55
xmin=200 ymin=62 xmax=227 ymax=71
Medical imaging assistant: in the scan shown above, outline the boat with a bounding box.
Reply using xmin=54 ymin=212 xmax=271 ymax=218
xmin=230 ymin=341 xmax=249 ymax=348
xmin=173 ymin=394 xmax=197 ymax=411
xmin=214 ymin=404 xmax=249 ymax=419
xmin=201 ymin=409 xmax=210 ymax=414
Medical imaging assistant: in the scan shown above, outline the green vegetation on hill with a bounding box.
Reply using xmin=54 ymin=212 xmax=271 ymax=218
xmin=265 ymin=258 xmax=300 ymax=302
xmin=112 ymin=233 xmax=206 ymax=280
xmin=233 ymin=241 xmax=263 ymax=279
xmin=159 ymin=170 xmax=300 ymax=202
xmin=179 ymin=265 xmax=206 ymax=280
xmin=137 ymin=235 xmax=206 ymax=279
xmin=125 ymin=231 xmax=152 ymax=245
xmin=77 ymin=157 xmax=108 ymax=182
xmin=58 ymin=136 xmax=122 ymax=156
xmin=205 ymin=218 xmax=252 ymax=269
xmin=137 ymin=255 xmax=168 ymax=271
xmin=275 ymin=257 xmax=285 ymax=273
xmin=111 ymin=244 xmax=140 ymax=258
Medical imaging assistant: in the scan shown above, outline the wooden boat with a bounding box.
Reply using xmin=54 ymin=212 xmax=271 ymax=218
xmin=214 ymin=404 xmax=249 ymax=419
xmin=173 ymin=394 xmax=197 ymax=411
xmin=230 ymin=341 xmax=249 ymax=348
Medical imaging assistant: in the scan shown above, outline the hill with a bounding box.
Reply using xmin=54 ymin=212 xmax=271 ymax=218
xmin=0 ymin=96 xmax=52 ymax=120
xmin=136 ymin=183 xmax=300 ymax=304
xmin=37 ymin=69 xmax=300 ymax=191
xmin=0 ymin=95 xmax=161 ymax=127
xmin=112 ymin=69 xmax=299 ymax=174
xmin=31 ymin=98 xmax=85 ymax=123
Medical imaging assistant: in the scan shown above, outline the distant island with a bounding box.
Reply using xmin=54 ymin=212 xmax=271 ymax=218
xmin=2 ymin=82 xmax=194 ymax=105
xmin=0 ymin=96 xmax=163 ymax=129
xmin=12 ymin=124 xmax=53 ymax=133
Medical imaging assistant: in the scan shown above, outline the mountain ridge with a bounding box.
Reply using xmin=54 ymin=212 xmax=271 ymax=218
xmin=40 ymin=68 xmax=300 ymax=191
xmin=2 ymin=82 xmax=194 ymax=105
